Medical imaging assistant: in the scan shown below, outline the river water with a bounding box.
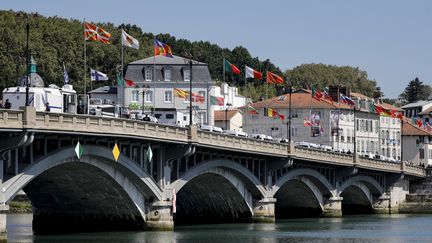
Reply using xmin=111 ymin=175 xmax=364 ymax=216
xmin=7 ymin=213 xmax=432 ymax=242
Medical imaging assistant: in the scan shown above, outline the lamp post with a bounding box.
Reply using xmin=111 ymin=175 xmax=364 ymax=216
xmin=142 ymin=84 xmax=150 ymax=115
xmin=189 ymin=59 xmax=193 ymax=126
xmin=25 ymin=18 xmax=30 ymax=106
xmin=225 ymin=103 xmax=232 ymax=130
xmin=288 ymin=85 xmax=292 ymax=142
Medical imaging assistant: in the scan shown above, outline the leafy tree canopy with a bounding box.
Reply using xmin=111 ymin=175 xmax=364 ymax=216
xmin=285 ymin=63 xmax=379 ymax=97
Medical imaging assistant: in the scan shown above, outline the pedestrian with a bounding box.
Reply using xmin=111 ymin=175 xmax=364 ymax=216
xmin=45 ymin=102 xmax=50 ymax=112
xmin=4 ymin=99 xmax=11 ymax=109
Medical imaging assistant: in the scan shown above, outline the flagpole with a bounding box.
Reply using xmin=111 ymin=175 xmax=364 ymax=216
xmin=309 ymin=86 xmax=312 ymax=145
xmin=153 ymin=40 xmax=156 ymax=116
xmin=83 ymin=19 xmax=87 ymax=95
xmin=121 ymin=42 xmax=125 ymax=116
xmin=245 ymin=65 xmax=248 ymax=133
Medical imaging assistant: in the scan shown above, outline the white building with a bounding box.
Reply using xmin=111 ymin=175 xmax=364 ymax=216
xmin=401 ymin=100 xmax=432 ymax=118
xmin=402 ymin=121 xmax=432 ymax=166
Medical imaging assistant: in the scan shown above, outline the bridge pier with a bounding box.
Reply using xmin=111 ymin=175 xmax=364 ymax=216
xmin=252 ymin=198 xmax=276 ymax=223
xmin=322 ymin=197 xmax=343 ymax=217
xmin=372 ymin=195 xmax=391 ymax=214
xmin=145 ymin=201 xmax=174 ymax=231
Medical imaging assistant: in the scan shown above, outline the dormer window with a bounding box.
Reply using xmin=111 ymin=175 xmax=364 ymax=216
xmin=164 ymin=69 xmax=171 ymax=81
xmin=145 ymin=69 xmax=152 ymax=81
xmin=183 ymin=69 xmax=190 ymax=81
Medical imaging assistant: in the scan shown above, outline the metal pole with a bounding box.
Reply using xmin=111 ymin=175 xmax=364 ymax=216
xmin=25 ymin=18 xmax=30 ymax=106
xmin=288 ymin=85 xmax=292 ymax=142
xmin=121 ymin=44 xmax=124 ymax=116
xmin=225 ymin=108 xmax=228 ymax=130
xmin=189 ymin=59 xmax=193 ymax=126
xmin=83 ymin=19 xmax=87 ymax=95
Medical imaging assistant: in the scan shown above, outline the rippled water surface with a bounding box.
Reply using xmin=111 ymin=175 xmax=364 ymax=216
xmin=7 ymin=214 xmax=432 ymax=242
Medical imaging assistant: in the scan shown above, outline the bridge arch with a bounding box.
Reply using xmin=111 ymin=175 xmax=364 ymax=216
xmin=2 ymin=145 xmax=162 ymax=233
xmin=338 ymin=175 xmax=384 ymax=214
xmin=170 ymin=159 xmax=266 ymax=224
xmin=270 ymin=168 xmax=335 ymax=218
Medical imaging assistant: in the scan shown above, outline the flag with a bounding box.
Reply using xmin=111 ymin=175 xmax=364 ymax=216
xmin=375 ymin=105 xmax=391 ymax=116
xmin=247 ymin=105 xmax=259 ymax=115
xmin=90 ymin=69 xmax=109 ymax=81
xmin=390 ymin=109 xmax=404 ymax=119
xmin=116 ymin=74 xmax=135 ymax=87
xmin=75 ymin=141 xmax=83 ymax=160
xmin=245 ymin=65 xmax=262 ymax=79
xmin=192 ymin=93 xmax=205 ymax=103
xmin=339 ymin=93 xmax=355 ymax=106
xmin=174 ymin=88 xmax=189 ymax=99
xmin=146 ymin=145 xmax=153 ymax=162
xmin=416 ymin=118 xmax=423 ymax=127
xmin=279 ymin=114 xmax=285 ymax=121
xmin=224 ymin=59 xmax=240 ymax=75
xmin=121 ymin=29 xmax=139 ymax=49
xmin=323 ymin=87 xmax=333 ymax=103
xmin=210 ymin=96 xmax=224 ymax=106
xmin=63 ymin=63 xmax=69 ymax=84
xmin=154 ymin=39 xmax=173 ymax=57
xmin=84 ymin=22 xmax=111 ymax=44
xmin=426 ymin=123 xmax=432 ymax=132
xmin=264 ymin=107 xmax=278 ymax=118
xmin=266 ymin=71 xmax=284 ymax=84
xmin=311 ymin=86 xmax=323 ymax=101
xmin=303 ymin=118 xmax=312 ymax=126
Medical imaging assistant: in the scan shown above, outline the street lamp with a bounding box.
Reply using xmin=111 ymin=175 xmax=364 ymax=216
xmin=141 ymin=84 xmax=150 ymax=115
xmin=225 ymin=103 xmax=232 ymax=130
xmin=25 ymin=18 xmax=30 ymax=106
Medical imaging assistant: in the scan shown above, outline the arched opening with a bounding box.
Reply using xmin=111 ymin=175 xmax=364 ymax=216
xmin=274 ymin=179 xmax=322 ymax=218
xmin=23 ymin=162 xmax=146 ymax=234
xmin=175 ymin=173 xmax=252 ymax=225
xmin=341 ymin=185 xmax=373 ymax=215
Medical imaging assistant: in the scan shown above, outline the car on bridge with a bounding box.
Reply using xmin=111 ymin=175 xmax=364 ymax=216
xmin=224 ymin=130 xmax=248 ymax=137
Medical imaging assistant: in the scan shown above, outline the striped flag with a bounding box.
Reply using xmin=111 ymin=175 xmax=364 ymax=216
xmin=224 ymin=59 xmax=240 ymax=75
xmin=174 ymin=88 xmax=189 ymax=99
xmin=154 ymin=39 xmax=173 ymax=57
xmin=210 ymin=96 xmax=224 ymax=106
xmin=90 ymin=69 xmax=108 ymax=81
xmin=245 ymin=65 xmax=262 ymax=79
xmin=63 ymin=63 xmax=69 ymax=84
xmin=266 ymin=71 xmax=284 ymax=84
xmin=84 ymin=22 xmax=111 ymax=44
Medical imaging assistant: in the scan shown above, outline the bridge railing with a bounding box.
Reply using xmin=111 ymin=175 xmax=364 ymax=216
xmin=405 ymin=163 xmax=427 ymax=177
xmin=0 ymin=109 xmax=23 ymax=128
xmin=196 ymin=131 xmax=288 ymax=156
xmin=292 ymin=146 xmax=354 ymax=166
xmin=33 ymin=112 xmax=189 ymax=143
xmin=356 ymin=157 xmax=401 ymax=173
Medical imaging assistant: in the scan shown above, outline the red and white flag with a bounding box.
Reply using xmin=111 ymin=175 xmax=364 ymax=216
xmin=245 ymin=65 xmax=262 ymax=80
xmin=84 ymin=22 xmax=111 ymax=44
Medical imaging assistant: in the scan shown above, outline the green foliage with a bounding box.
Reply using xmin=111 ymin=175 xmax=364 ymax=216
xmin=285 ymin=63 xmax=379 ymax=97
xmin=399 ymin=77 xmax=431 ymax=104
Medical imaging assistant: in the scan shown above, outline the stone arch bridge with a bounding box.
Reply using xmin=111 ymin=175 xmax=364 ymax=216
xmin=0 ymin=108 xmax=425 ymax=233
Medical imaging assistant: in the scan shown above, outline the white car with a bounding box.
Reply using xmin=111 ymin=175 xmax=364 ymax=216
xmin=296 ymin=141 xmax=319 ymax=149
xmin=318 ymin=144 xmax=332 ymax=151
xmin=224 ymin=130 xmax=248 ymax=137
xmin=249 ymin=134 xmax=266 ymax=140
xmin=137 ymin=114 xmax=158 ymax=123
xmin=199 ymin=125 xmax=223 ymax=133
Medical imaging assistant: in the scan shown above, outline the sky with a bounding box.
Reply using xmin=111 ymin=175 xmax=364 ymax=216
xmin=1 ymin=0 xmax=431 ymax=98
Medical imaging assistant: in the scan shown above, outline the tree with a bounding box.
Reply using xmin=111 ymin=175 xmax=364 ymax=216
xmin=399 ymin=77 xmax=431 ymax=104
xmin=284 ymin=63 xmax=379 ymax=97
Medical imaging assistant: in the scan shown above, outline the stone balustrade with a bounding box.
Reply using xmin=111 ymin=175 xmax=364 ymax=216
xmin=0 ymin=108 xmax=426 ymax=178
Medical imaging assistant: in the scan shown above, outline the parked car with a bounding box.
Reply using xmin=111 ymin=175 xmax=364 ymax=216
xmin=318 ymin=144 xmax=332 ymax=151
xmin=224 ymin=130 xmax=248 ymax=137
xmin=137 ymin=113 xmax=159 ymax=123
xmin=296 ymin=141 xmax=319 ymax=149
xmin=199 ymin=125 xmax=223 ymax=133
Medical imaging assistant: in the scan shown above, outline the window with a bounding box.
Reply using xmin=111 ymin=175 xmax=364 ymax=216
xmin=155 ymin=113 xmax=162 ymax=119
xmin=145 ymin=69 xmax=152 ymax=81
xmin=164 ymin=91 xmax=173 ymax=103
xmin=420 ymin=149 xmax=425 ymax=159
xmin=165 ymin=114 xmax=174 ymax=119
xmin=164 ymin=69 xmax=171 ymax=81
xmin=145 ymin=90 xmax=153 ymax=103
xmin=131 ymin=90 xmax=139 ymax=102
xmin=183 ymin=69 xmax=190 ymax=81
xmin=356 ymin=120 xmax=359 ymax=131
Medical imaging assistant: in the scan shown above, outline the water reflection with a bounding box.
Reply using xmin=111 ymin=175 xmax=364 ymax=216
xmin=8 ymin=214 xmax=432 ymax=242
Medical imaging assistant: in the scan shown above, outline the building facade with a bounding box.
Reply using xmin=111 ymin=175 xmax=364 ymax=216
xmin=123 ymin=55 xmax=213 ymax=126
xmin=402 ymin=121 xmax=432 ymax=166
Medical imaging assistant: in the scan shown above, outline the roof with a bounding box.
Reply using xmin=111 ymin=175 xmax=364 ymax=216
xmin=129 ymin=55 xmax=206 ymax=65
xmin=125 ymin=55 xmax=212 ymax=84
xmin=351 ymin=92 xmax=371 ymax=100
xmin=419 ymin=106 xmax=432 ymax=115
xmin=379 ymin=102 xmax=404 ymax=112
xmin=214 ymin=110 xmax=240 ymax=121
xmin=403 ymin=120 xmax=432 ymax=136
xmin=248 ymin=90 xmax=352 ymax=110
xmin=88 ymin=86 xmax=117 ymax=94
xmin=401 ymin=100 xmax=432 ymax=109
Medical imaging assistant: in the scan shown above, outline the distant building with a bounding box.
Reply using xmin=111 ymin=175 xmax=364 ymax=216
xmin=402 ymin=121 xmax=432 ymax=166
xmin=214 ymin=109 xmax=242 ymax=131
xmin=123 ymin=55 xmax=213 ymax=125
xmin=88 ymin=86 xmax=118 ymax=104
xmin=401 ymin=100 xmax=432 ymax=118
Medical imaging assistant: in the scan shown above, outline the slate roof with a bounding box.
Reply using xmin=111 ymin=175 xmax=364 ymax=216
xmin=125 ymin=55 xmax=212 ymax=84
xmin=401 ymin=100 xmax=432 ymax=109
